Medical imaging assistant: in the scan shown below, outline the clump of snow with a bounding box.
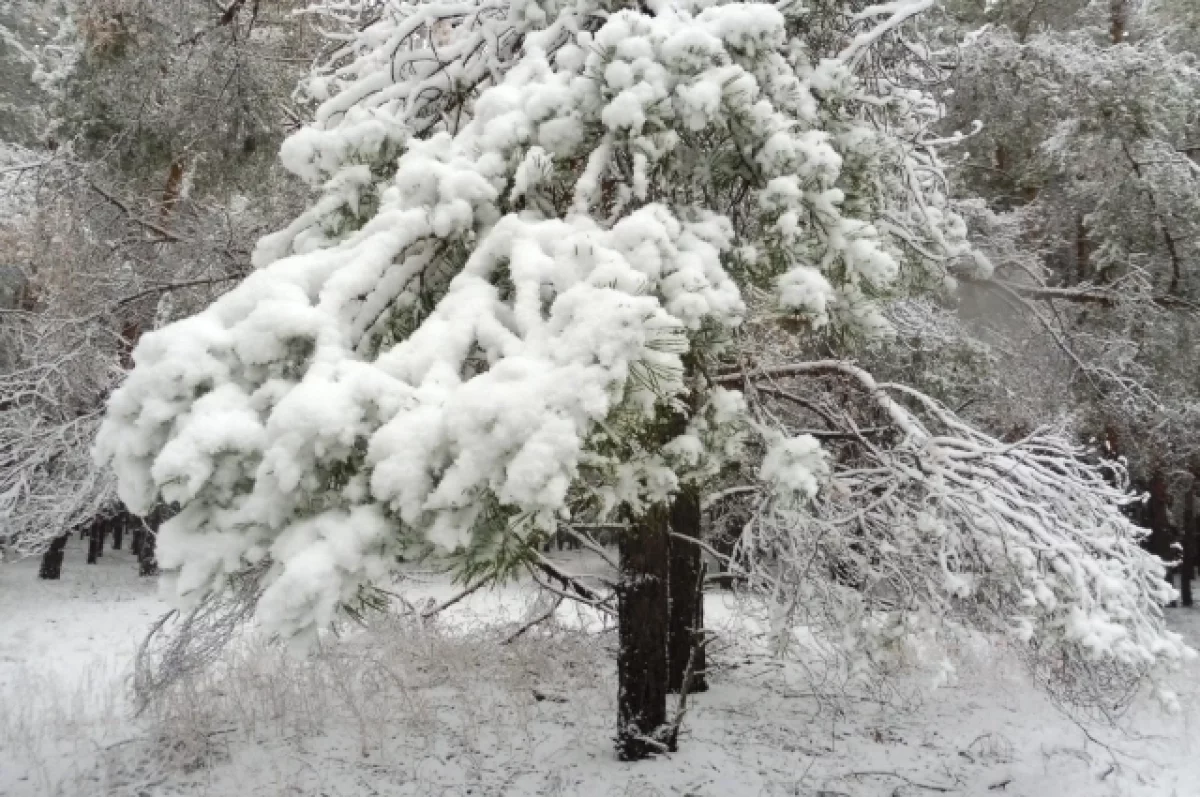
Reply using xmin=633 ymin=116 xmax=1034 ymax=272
xmin=760 ymin=433 xmax=827 ymax=503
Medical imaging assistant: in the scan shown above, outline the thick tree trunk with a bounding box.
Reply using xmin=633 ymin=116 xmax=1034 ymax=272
xmin=668 ymin=487 xmax=706 ymax=694
xmin=666 ymin=353 xmax=707 ymax=694
xmin=39 ymin=533 xmax=69 ymax=580
xmin=617 ymin=503 xmax=670 ymax=761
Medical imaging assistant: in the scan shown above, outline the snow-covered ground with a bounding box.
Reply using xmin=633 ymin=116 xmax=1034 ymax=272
xmin=2 ymin=540 xmax=1197 ymax=797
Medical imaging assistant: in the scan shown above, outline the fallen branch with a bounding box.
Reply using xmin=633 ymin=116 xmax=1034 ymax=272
xmin=0 ymin=160 xmax=49 ymax=175
xmin=846 ymin=770 xmax=954 ymax=792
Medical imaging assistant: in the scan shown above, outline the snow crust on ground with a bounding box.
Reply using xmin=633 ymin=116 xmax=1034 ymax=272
xmin=2 ymin=541 xmax=1198 ymax=797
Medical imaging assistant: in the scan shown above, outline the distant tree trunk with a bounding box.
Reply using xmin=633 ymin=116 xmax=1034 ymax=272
xmin=668 ymin=487 xmax=707 ymax=694
xmin=111 ymin=514 xmax=124 ymax=551
xmin=1075 ymin=214 xmax=1090 ymax=284
xmin=160 ymin=157 xmax=187 ymax=219
xmin=1142 ymin=472 xmax=1171 ymax=554
xmin=86 ymin=520 xmax=105 ymax=564
xmin=119 ymin=320 xmax=142 ymax=370
xmin=39 ymin=533 xmax=69 ymax=580
xmin=1145 ymin=470 xmax=1177 ymax=598
xmin=617 ymin=503 xmax=670 ymax=761
xmin=1109 ymin=0 xmax=1128 ymax=44
xmin=138 ymin=525 xmax=158 ymax=576
xmin=138 ymin=509 xmax=161 ymax=577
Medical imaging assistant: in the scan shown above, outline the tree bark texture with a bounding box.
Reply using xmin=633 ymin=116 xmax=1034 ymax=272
xmin=668 ymin=487 xmax=707 ymax=694
xmin=1182 ymin=487 xmax=1195 ymax=608
xmin=617 ymin=502 xmax=670 ymax=761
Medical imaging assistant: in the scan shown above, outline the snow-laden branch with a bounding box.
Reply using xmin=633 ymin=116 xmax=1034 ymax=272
xmin=723 ymin=360 xmax=1192 ymax=701
xmin=840 ymin=0 xmax=933 ymax=66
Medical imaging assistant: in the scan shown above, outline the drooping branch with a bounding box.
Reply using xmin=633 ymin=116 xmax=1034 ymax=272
xmin=715 ymin=358 xmax=1187 ymax=703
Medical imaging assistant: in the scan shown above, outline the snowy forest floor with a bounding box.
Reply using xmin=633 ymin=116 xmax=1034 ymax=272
xmin=2 ymin=542 xmax=1199 ymax=797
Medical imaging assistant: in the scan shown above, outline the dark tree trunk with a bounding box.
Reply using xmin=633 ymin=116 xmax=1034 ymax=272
xmin=668 ymin=487 xmax=706 ymax=694
xmin=86 ymin=521 xmax=104 ymax=564
xmin=617 ymin=502 xmax=670 ymax=761
xmin=1144 ymin=470 xmax=1179 ymax=601
xmin=1182 ymin=488 xmax=1195 ymax=608
xmin=665 ymin=353 xmax=707 ymax=694
xmin=136 ymin=507 xmax=166 ymax=577
xmin=39 ymin=533 xmax=69 ymax=580
xmin=138 ymin=524 xmax=158 ymax=577
xmin=1110 ymin=0 xmax=1127 ymax=44
xmin=1075 ymin=214 xmax=1090 ymax=284
xmin=131 ymin=524 xmax=144 ymax=557
xmin=111 ymin=517 xmax=124 ymax=551
xmin=1143 ymin=472 xmax=1172 ymax=557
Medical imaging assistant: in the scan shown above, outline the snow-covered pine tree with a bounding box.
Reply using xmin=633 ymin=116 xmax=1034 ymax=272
xmin=96 ymin=0 xmax=1191 ymax=758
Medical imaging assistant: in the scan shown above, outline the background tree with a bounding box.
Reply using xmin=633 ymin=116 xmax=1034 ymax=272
xmin=923 ymin=0 xmax=1200 ymax=591
xmin=0 ymin=0 xmax=314 ymax=569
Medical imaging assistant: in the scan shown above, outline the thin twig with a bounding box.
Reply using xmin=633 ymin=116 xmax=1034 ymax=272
xmin=113 ymin=276 xmax=242 ymax=308
xmin=88 ymin=182 xmax=185 ymax=243
xmin=502 ymin=595 xmax=563 ymax=644
xmin=420 ymin=575 xmax=492 ymax=618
